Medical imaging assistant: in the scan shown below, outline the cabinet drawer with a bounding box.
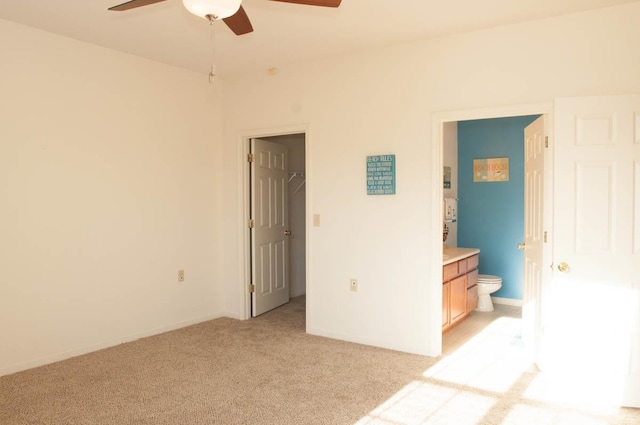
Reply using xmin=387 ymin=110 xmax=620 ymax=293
xmin=458 ymin=259 xmax=468 ymax=275
xmin=443 ymin=262 xmax=459 ymax=282
xmin=467 ymin=254 xmax=479 ymax=270
xmin=467 ymin=269 xmax=478 ymax=289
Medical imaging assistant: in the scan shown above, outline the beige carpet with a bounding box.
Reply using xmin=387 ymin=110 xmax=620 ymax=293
xmin=1 ymin=297 xmax=638 ymax=425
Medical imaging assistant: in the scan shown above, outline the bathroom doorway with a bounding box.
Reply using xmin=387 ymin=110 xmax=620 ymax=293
xmin=431 ymin=103 xmax=552 ymax=359
xmin=445 ymin=115 xmax=540 ymax=305
xmin=435 ymin=97 xmax=640 ymax=407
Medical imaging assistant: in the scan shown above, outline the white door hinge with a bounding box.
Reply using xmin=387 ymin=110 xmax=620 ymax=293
xmin=248 ymin=219 xmax=255 ymax=228
xmin=247 ymin=153 xmax=255 ymax=163
xmin=249 ymin=284 xmax=255 ymax=293
xmin=544 ymin=231 xmax=547 ymax=243
xmin=545 ymin=136 xmax=549 ymax=148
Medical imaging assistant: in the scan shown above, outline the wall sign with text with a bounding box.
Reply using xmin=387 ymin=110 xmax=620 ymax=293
xmin=367 ymin=155 xmax=396 ymax=195
xmin=473 ymin=157 xmax=509 ymax=182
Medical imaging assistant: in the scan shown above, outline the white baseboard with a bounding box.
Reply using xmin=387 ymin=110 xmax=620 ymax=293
xmin=306 ymin=326 xmax=429 ymax=357
xmin=290 ymin=290 xmax=306 ymax=299
xmin=222 ymin=311 xmax=242 ymax=320
xmin=0 ymin=312 xmax=229 ymax=377
xmin=491 ymin=296 xmax=523 ymax=307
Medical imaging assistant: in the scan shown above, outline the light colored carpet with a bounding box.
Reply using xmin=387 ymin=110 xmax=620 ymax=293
xmin=1 ymin=297 xmax=638 ymax=424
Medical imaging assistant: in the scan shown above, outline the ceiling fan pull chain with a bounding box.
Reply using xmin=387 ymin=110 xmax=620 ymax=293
xmin=208 ymin=16 xmax=216 ymax=84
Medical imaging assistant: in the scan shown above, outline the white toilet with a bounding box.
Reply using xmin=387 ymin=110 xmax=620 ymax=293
xmin=476 ymin=274 xmax=502 ymax=312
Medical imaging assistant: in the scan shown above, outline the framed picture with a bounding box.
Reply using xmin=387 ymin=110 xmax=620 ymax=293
xmin=443 ymin=166 xmax=451 ymax=189
xmin=473 ymin=157 xmax=509 ymax=182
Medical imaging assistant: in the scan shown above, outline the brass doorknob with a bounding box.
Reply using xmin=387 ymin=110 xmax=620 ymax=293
xmin=517 ymin=243 xmax=526 ymax=250
xmin=557 ymin=262 xmax=570 ymax=273
xmin=284 ymin=230 xmax=292 ymax=236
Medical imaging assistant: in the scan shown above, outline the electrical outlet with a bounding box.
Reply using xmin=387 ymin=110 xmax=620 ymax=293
xmin=350 ymin=278 xmax=358 ymax=292
xmin=178 ymin=270 xmax=185 ymax=283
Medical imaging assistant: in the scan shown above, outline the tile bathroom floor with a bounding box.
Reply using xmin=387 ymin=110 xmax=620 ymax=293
xmin=442 ymin=304 xmax=521 ymax=356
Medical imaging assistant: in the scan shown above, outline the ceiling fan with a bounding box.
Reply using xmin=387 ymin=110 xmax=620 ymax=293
xmin=108 ymin=0 xmax=342 ymax=35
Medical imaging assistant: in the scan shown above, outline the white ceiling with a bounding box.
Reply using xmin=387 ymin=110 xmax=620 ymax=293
xmin=0 ymin=0 xmax=636 ymax=77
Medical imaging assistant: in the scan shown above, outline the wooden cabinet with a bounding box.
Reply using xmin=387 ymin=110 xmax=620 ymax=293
xmin=466 ymin=268 xmax=479 ymax=313
xmin=466 ymin=284 xmax=478 ymax=314
xmin=443 ymin=262 xmax=458 ymax=282
xmin=450 ymin=275 xmax=467 ymax=324
xmin=443 ymin=254 xmax=479 ymax=332
xmin=442 ymin=282 xmax=450 ymax=327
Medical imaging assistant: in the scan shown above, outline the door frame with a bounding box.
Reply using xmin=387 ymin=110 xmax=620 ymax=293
xmin=428 ymin=102 xmax=553 ymax=357
xmin=238 ymin=124 xmax=310 ymax=321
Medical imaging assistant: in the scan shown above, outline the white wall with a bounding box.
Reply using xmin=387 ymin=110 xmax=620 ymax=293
xmin=221 ymin=3 xmax=640 ymax=355
xmin=0 ymin=19 xmax=225 ymax=375
xmin=2 ymin=2 xmax=638 ymax=372
xmin=443 ymin=122 xmax=458 ymax=247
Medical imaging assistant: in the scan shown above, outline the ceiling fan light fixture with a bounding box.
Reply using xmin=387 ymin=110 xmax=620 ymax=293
xmin=181 ymin=0 xmax=242 ymax=20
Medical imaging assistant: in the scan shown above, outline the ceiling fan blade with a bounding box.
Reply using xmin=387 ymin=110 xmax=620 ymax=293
xmin=223 ymin=6 xmax=254 ymax=36
xmin=268 ymin=0 xmax=342 ymax=7
xmin=108 ymin=0 xmax=168 ymax=11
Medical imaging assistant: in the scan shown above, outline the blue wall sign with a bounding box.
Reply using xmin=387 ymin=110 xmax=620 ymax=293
xmin=367 ymin=155 xmax=396 ymax=195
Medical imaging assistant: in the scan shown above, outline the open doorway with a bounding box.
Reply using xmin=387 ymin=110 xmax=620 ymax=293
xmin=435 ymin=96 xmax=640 ymax=407
xmin=242 ymin=131 xmax=307 ymax=319
xmin=430 ymin=102 xmax=553 ymax=360
xmin=449 ymin=117 xmax=541 ymax=297
xmin=442 ymin=116 xmax=541 ymax=353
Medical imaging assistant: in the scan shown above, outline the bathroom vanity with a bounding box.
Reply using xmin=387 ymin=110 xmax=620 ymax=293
xmin=442 ymin=248 xmax=480 ymax=333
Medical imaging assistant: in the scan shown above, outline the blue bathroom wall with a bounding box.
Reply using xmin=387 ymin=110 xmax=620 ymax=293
xmin=457 ymin=115 xmax=540 ymax=300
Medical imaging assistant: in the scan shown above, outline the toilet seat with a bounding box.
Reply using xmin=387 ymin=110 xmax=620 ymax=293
xmin=478 ymin=274 xmax=502 ymax=283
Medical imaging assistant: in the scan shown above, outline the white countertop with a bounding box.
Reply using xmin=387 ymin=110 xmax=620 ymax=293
xmin=443 ymin=247 xmax=480 ymax=265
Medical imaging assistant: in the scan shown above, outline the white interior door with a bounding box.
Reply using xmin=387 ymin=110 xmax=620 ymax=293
xmin=251 ymin=138 xmax=290 ymax=317
xmin=544 ymin=95 xmax=640 ymax=407
xmin=522 ymin=115 xmax=546 ymax=366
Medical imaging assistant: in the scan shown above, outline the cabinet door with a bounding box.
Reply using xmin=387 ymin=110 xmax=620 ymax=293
xmin=450 ymin=275 xmax=467 ymax=324
xmin=442 ymin=282 xmax=450 ymax=328
xmin=467 ymin=285 xmax=478 ymax=313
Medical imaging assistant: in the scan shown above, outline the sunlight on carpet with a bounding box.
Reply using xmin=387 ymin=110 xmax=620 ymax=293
xmin=524 ymin=371 xmax=627 ymax=414
xmin=424 ymin=317 xmax=531 ymax=393
xmin=354 ymin=380 xmax=496 ymax=425
xmin=500 ymin=403 xmax=610 ymax=425
xmin=353 ymin=313 xmax=636 ymax=425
